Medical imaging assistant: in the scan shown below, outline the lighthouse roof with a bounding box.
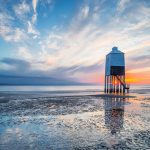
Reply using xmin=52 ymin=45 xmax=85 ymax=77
xmin=107 ymin=47 xmax=124 ymax=55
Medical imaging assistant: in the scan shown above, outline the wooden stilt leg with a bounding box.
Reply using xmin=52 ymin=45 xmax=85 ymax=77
xmin=107 ymin=76 xmax=108 ymax=93
xmin=110 ymin=76 xmax=112 ymax=93
xmin=123 ymin=75 xmax=125 ymax=93
xmin=105 ymin=75 xmax=106 ymax=93
xmin=120 ymin=76 xmax=122 ymax=93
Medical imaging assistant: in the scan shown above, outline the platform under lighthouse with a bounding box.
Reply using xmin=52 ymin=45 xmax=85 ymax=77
xmin=104 ymin=47 xmax=129 ymax=93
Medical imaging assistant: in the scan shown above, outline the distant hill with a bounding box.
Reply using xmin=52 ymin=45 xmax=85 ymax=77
xmin=0 ymin=75 xmax=85 ymax=85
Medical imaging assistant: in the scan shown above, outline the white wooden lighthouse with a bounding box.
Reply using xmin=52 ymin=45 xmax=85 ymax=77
xmin=104 ymin=47 xmax=129 ymax=93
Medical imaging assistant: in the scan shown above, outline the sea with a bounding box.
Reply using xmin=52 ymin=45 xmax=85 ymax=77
xmin=0 ymin=85 xmax=150 ymax=149
xmin=0 ymin=85 xmax=150 ymax=96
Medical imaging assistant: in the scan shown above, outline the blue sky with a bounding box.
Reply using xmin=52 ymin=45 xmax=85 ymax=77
xmin=0 ymin=0 xmax=150 ymax=84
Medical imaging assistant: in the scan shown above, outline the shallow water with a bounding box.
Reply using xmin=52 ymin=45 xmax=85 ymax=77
xmin=0 ymin=86 xmax=150 ymax=149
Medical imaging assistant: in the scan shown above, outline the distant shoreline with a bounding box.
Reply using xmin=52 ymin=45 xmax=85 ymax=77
xmin=0 ymin=84 xmax=98 ymax=86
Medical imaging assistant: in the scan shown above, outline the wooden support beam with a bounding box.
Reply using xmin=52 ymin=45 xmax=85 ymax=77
xmin=105 ymin=75 xmax=106 ymax=93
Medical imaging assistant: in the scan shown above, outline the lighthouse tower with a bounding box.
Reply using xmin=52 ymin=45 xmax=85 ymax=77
xmin=104 ymin=47 xmax=129 ymax=93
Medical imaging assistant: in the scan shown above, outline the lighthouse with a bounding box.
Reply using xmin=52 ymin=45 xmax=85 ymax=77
xmin=104 ymin=47 xmax=129 ymax=93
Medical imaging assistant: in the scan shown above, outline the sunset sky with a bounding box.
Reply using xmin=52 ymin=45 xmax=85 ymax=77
xmin=0 ymin=0 xmax=150 ymax=84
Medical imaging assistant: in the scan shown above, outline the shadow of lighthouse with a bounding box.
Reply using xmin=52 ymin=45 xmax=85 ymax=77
xmin=104 ymin=97 xmax=125 ymax=135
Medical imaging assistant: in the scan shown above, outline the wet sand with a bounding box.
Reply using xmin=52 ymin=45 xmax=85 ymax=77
xmin=0 ymin=92 xmax=150 ymax=149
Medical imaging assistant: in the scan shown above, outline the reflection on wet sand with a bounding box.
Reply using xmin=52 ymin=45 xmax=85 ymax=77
xmin=104 ymin=97 xmax=125 ymax=134
xmin=0 ymin=93 xmax=150 ymax=149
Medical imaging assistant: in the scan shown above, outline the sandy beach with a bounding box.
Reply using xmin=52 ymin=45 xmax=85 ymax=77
xmin=0 ymin=87 xmax=150 ymax=150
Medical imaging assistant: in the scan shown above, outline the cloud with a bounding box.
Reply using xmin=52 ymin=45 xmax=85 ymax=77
xmin=0 ymin=58 xmax=30 ymax=75
xmin=27 ymin=21 xmax=40 ymax=38
xmin=0 ymin=55 xmax=103 ymax=82
xmin=130 ymin=55 xmax=150 ymax=62
xmin=13 ymin=1 xmax=40 ymax=39
xmin=127 ymin=67 xmax=150 ymax=73
xmin=0 ymin=12 xmax=28 ymax=42
xmin=17 ymin=47 xmax=33 ymax=60
xmin=1 ymin=58 xmax=30 ymax=68
xmin=20 ymin=0 xmax=40 ymax=39
xmin=80 ymin=5 xmax=90 ymax=19
xmin=0 ymin=26 xmax=28 ymax=42
xmin=0 ymin=0 xmax=150 ymax=84
xmin=32 ymin=0 xmax=38 ymax=24
xmin=126 ymin=54 xmax=150 ymax=73
xmin=117 ymin=0 xmax=130 ymax=12
xmin=13 ymin=1 xmax=30 ymax=18
xmin=32 ymin=0 xmax=38 ymax=13
xmin=35 ymin=0 xmax=150 ymax=83
xmin=32 ymin=13 xmax=37 ymax=24
xmin=50 ymin=62 xmax=102 ymax=76
xmin=0 ymin=12 xmax=14 ymax=22
xmin=70 ymin=2 xmax=101 ymax=32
